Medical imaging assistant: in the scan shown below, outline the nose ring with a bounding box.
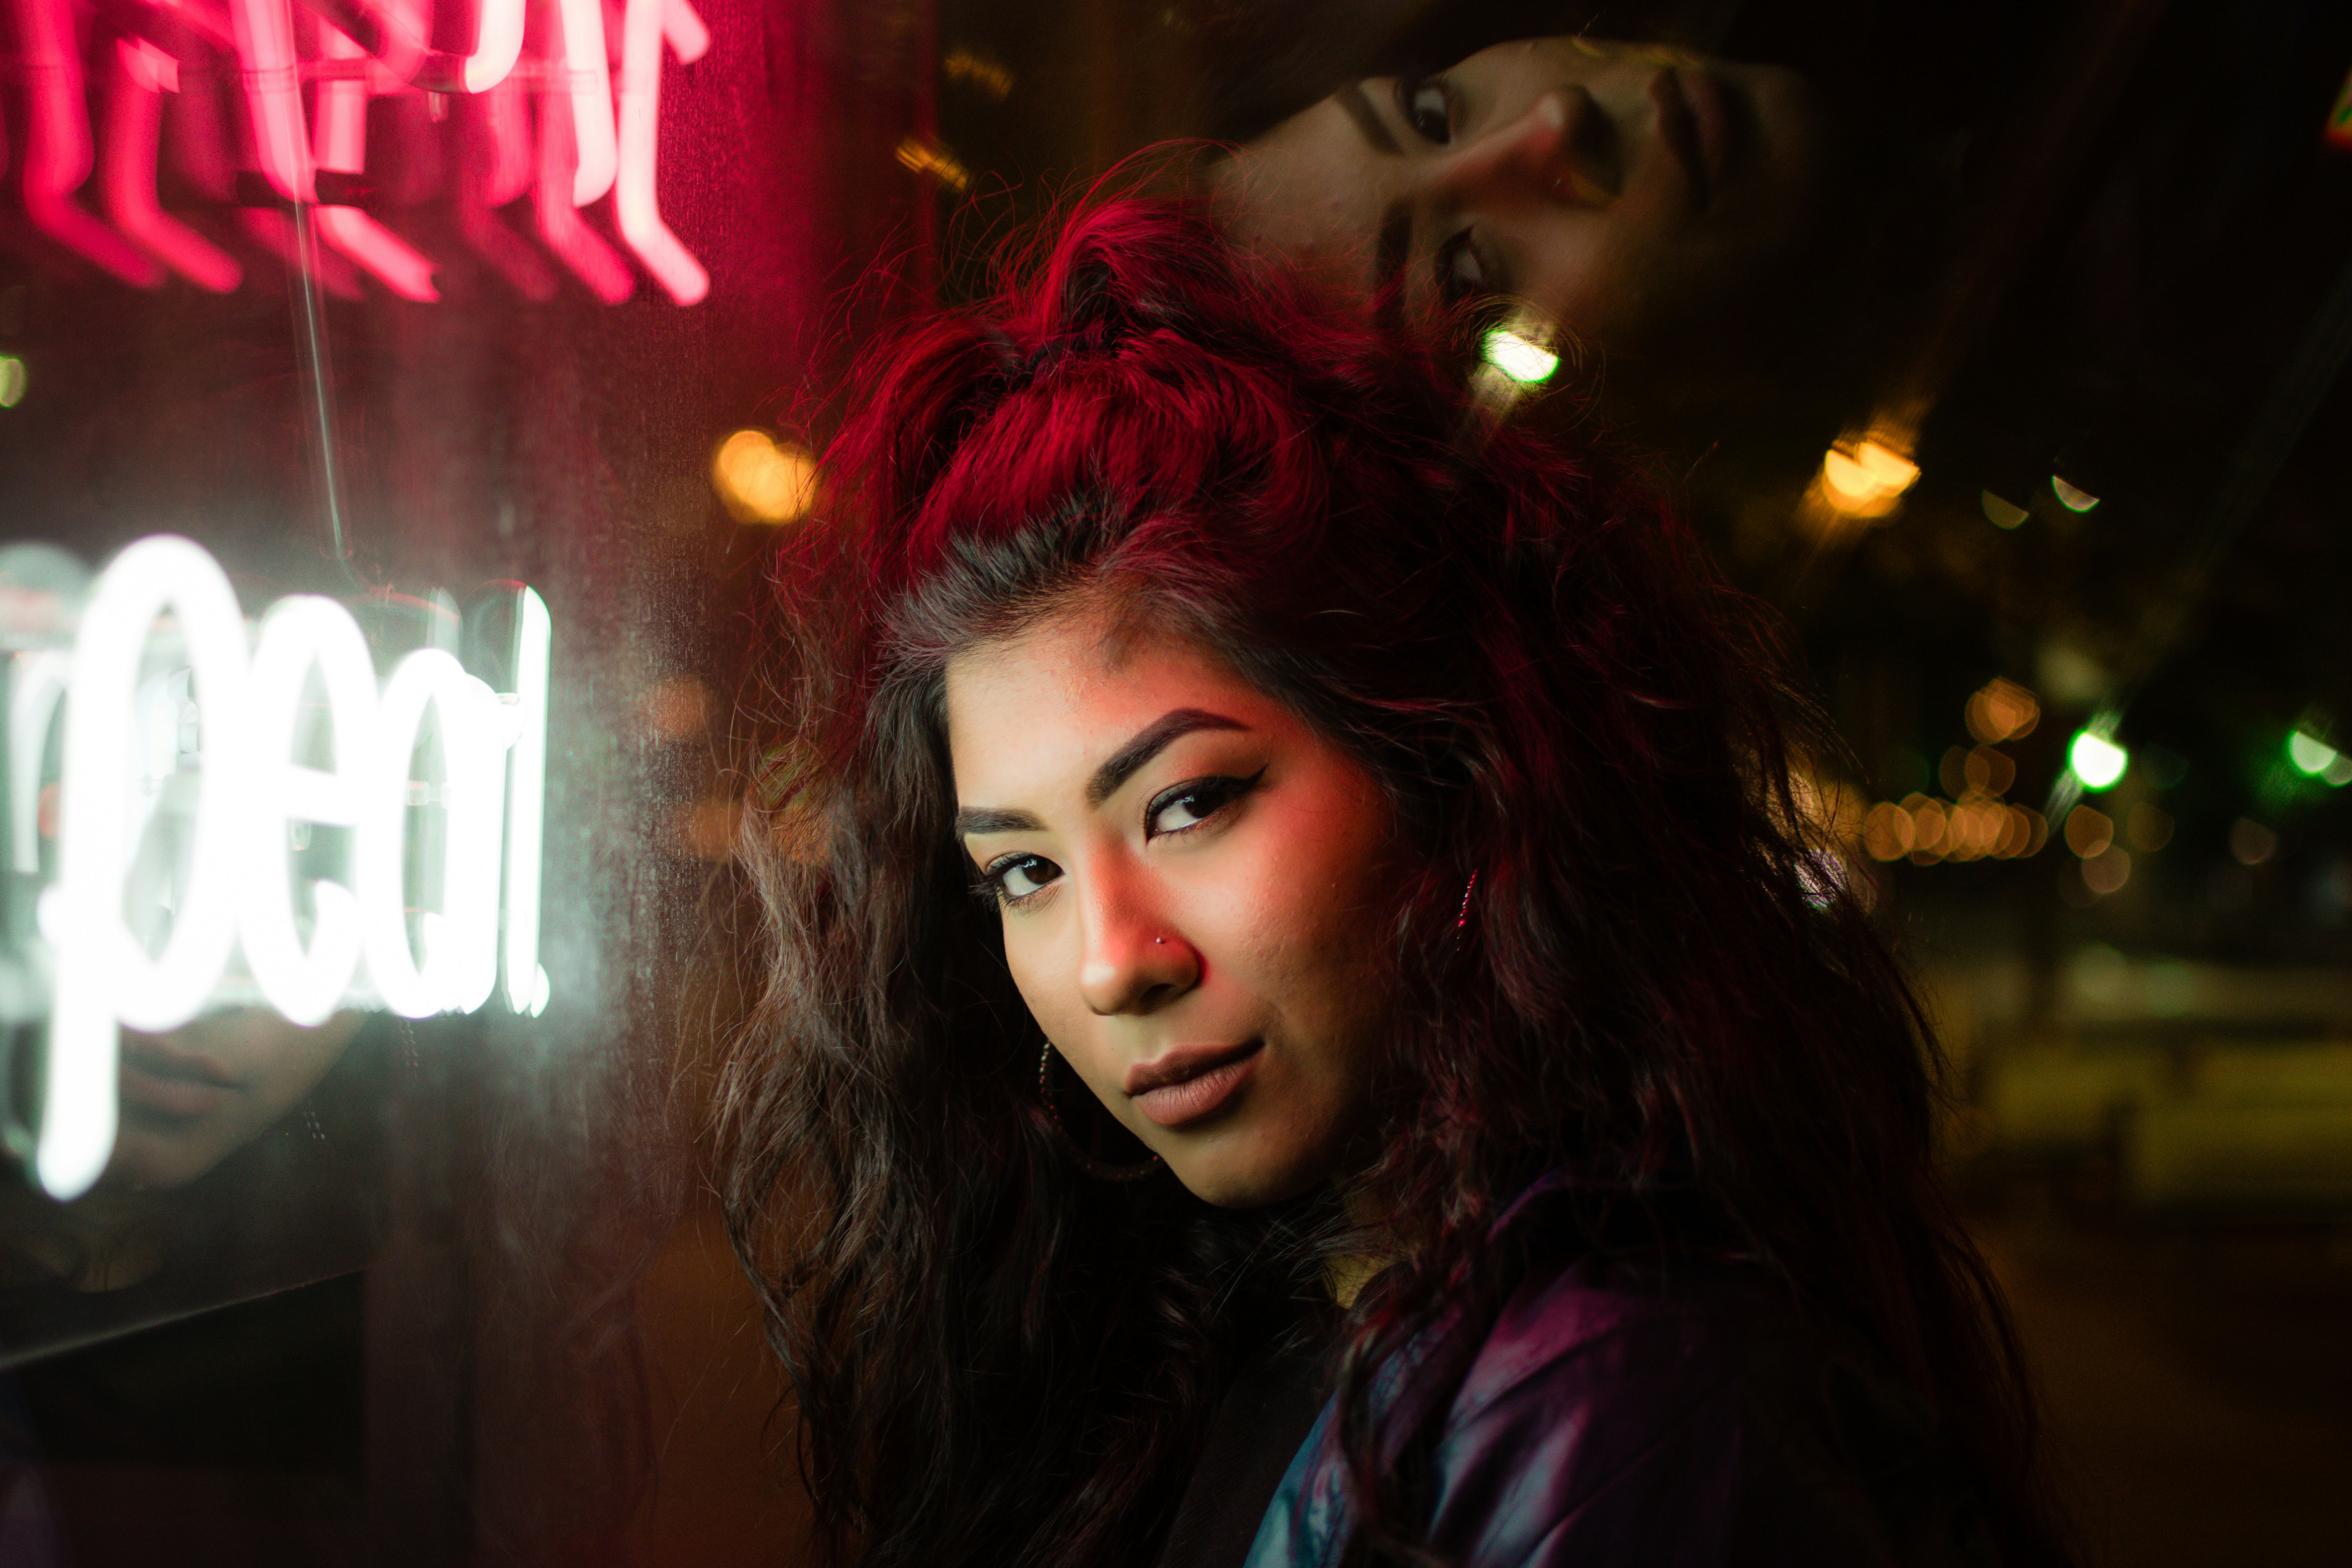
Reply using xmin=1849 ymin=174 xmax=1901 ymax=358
xmin=1153 ymin=936 xmax=1166 ymax=946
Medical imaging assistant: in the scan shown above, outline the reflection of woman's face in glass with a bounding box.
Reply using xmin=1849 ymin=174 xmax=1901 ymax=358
xmin=1218 ymin=37 xmax=1828 ymax=351
xmin=945 ymin=608 xmax=1401 ymax=1209
xmin=110 ymin=1009 xmax=361 ymax=1189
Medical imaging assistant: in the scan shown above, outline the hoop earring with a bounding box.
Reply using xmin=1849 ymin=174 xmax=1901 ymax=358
xmin=1038 ymin=1041 xmax=1162 ymax=1183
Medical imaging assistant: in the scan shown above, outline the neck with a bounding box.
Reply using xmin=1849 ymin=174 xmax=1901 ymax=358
xmin=1323 ymin=1250 xmax=1390 ymax=1309
xmin=1326 ymin=1183 xmax=1394 ymax=1308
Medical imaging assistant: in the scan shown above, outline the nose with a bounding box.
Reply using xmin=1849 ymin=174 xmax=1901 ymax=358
xmin=1436 ymin=87 xmax=1620 ymax=211
xmin=1074 ymin=864 xmax=1199 ymax=1016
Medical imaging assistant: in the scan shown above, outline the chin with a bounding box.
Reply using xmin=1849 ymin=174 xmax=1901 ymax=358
xmin=1164 ymin=1140 xmax=1335 ymax=1210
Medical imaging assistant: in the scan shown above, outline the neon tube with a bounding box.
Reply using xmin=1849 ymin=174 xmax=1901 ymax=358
xmin=236 ymin=598 xmax=373 ymax=1025
xmin=44 ymin=538 xmax=249 ymax=1200
xmin=25 ymin=537 xmax=557 ymax=1193
xmin=533 ymin=84 xmax=633 ymax=302
xmin=556 ymin=0 xmax=618 ymax=205
xmin=614 ymin=0 xmax=707 ymax=304
xmin=290 ymin=0 xmax=428 ymax=83
xmin=9 ymin=651 xmax=69 ymax=876
xmin=313 ymin=23 xmax=441 ymax=301
xmin=453 ymin=72 xmax=554 ymax=298
xmin=480 ymin=75 xmax=534 ymax=206
xmin=227 ymin=0 xmax=314 ymax=202
xmin=102 ymin=42 xmax=243 ymax=293
xmin=9 ymin=0 xmax=166 ymax=285
xmin=502 ymin=589 xmax=549 ymax=1014
xmin=313 ymin=194 xmax=440 ymax=304
xmin=661 ymin=0 xmax=708 ymax=64
xmin=463 ymin=0 xmax=526 ymax=92
xmin=356 ymin=649 xmax=505 ymax=1017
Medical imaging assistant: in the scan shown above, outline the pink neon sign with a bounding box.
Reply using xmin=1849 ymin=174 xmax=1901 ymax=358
xmin=1 ymin=0 xmax=712 ymax=305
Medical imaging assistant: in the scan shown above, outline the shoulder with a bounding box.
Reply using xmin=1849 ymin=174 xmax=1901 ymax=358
xmin=1423 ymin=1254 xmax=2001 ymax=1568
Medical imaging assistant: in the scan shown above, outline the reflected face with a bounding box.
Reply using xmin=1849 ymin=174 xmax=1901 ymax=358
xmin=110 ymin=1008 xmax=361 ymax=1189
xmin=945 ymin=610 xmax=1402 ymax=1208
xmin=1219 ymin=36 xmax=1827 ymax=351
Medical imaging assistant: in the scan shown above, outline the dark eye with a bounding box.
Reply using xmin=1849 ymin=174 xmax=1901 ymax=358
xmin=978 ymin=852 xmax=1061 ymax=906
xmin=1437 ymin=232 xmax=1487 ymax=303
xmin=1145 ymin=770 xmax=1265 ymax=839
xmin=1397 ymin=78 xmax=1452 ymax=144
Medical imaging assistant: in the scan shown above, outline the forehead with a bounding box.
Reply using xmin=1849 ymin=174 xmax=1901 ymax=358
xmin=944 ymin=614 xmax=1274 ymax=794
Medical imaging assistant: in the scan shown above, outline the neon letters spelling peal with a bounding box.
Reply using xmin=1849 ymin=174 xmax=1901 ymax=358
xmin=33 ymin=536 xmax=550 ymax=1200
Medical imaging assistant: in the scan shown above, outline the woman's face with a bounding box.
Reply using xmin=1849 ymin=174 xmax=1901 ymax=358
xmin=110 ymin=1008 xmax=361 ymax=1189
xmin=944 ymin=608 xmax=1402 ymax=1208
xmin=1217 ymin=36 xmax=1827 ymax=352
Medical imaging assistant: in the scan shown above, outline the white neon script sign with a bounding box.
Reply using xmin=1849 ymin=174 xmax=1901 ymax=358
xmin=24 ymin=535 xmax=550 ymax=1200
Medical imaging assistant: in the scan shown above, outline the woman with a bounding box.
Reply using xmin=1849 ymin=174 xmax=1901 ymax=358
xmin=721 ymin=198 xmax=2068 ymax=1566
xmin=1214 ymin=32 xmax=1831 ymax=365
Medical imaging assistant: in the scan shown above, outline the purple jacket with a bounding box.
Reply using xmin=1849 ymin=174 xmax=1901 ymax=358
xmin=1238 ymin=1225 xmax=1999 ymax=1566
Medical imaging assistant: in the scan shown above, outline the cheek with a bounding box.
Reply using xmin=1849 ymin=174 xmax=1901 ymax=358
xmin=1516 ymin=223 xmax=1624 ymax=336
xmin=1241 ymin=807 xmax=1398 ymax=1009
xmin=1002 ymin=928 xmax=1065 ymax=1036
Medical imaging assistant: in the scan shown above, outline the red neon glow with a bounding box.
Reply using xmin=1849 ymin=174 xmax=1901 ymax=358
xmin=615 ymin=0 xmax=708 ymax=305
xmin=102 ymin=40 xmax=242 ymax=292
xmin=10 ymin=0 xmax=166 ymax=285
xmin=458 ymin=80 xmax=557 ymax=299
xmin=141 ymin=0 xmax=240 ymax=54
xmin=229 ymin=0 xmax=314 ymax=201
xmin=480 ymin=73 xmax=534 ymax=206
xmin=312 ymin=23 xmax=440 ymax=300
xmin=534 ymin=82 xmax=634 ymax=303
xmin=240 ymin=209 xmax=365 ymax=299
xmin=464 ymin=0 xmax=527 ymax=92
xmin=662 ymin=0 xmax=709 ymax=63
xmin=557 ymin=0 xmax=619 ymax=204
xmin=5 ymin=0 xmax=719 ymax=308
xmin=312 ymin=0 xmax=429 ymax=82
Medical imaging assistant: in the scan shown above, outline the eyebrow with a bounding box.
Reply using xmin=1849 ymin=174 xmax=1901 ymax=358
xmin=953 ymin=707 xmax=1250 ymax=838
xmin=1087 ymin=708 xmax=1247 ymax=806
xmin=953 ymin=806 xmax=1044 ymax=836
xmin=1333 ymin=81 xmax=1401 ymax=157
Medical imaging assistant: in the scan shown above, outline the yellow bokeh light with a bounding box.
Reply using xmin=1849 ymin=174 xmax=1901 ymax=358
xmin=1965 ymin=677 xmax=2039 ymax=744
xmin=2229 ymin=817 xmax=2278 ymax=867
xmin=895 ymin=136 xmax=973 ymax=192
xmin=942 ymin=49 xmax=1013 ymax=101
xmin=2125 ymin=802 xmax=2173 ymax=853
xmin=0 ymin=355 xmax=25 ymax=408
xmin=1862 ymin=801 xmax=1916 ymax=862
xmin=2081 ymin=845 xmax=2131 ymax=895
xmin=713 ymin=429 xmax=818 ymax=524
xmin=1817 ymin=437 xmax=1919 ymax=519
xmin=2064 ymin=805 xmax=2114 ymax=859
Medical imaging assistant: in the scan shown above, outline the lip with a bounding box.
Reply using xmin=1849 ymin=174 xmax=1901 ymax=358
xmin=118 ymin=1037 xmax=238 ymax=1118
xmin=1677 ymin=68 xmax=1740 ymax=194
xmin=1125 ymin=1038 xmax=1263 ymax=1129
xmin=1647 ymin=69 xmax=1713 ymax=211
